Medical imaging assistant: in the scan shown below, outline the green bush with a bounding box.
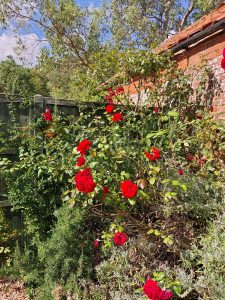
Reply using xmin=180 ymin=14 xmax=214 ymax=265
xmin=0 ymin=55 xmax=224 ymax=299
xmin=180 ymin=214 xmax=225 ymax=300
xmin=0 ymin=208 xmax=15 ymax=267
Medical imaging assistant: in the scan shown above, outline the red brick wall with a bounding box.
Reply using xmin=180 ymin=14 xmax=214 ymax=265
xmin=125 ymin=30 xmax=225 ymax=117
xmin=175 ymin=30 xmax=225 ymax=116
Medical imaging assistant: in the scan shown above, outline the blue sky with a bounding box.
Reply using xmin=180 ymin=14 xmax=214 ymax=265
xmin=77 ymin=0 xmax=101 ymax=7
xmin=0 ymin=0 xmax=197 ymax=66
xmin=0 ymin=0 xmax=105 ymax=66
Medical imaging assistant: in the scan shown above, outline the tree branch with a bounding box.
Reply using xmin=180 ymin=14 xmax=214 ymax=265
xmin=179 ymin=0 xmax=195 ymax=30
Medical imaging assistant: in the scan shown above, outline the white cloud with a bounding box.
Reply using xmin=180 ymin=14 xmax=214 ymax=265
xmin=0 ymin=32 xmax=47 ymax=67
xmin=88 ymin=2 xmax=95 ymax=10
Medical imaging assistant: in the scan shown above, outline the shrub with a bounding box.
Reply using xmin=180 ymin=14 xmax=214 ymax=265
xmin=0 ymin=58 xmax=224 ymax=299
xmin=180 ymin=214 xmax=225 ymax=300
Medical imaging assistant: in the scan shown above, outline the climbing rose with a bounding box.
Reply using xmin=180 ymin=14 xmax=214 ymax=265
xmin=221 ymin=57 xmax=225 ymax=70
xmin=74 ymin=168 xmax=96 ymax=193
xmin=102 ymin=186 xmax=109 ymax=200
xmin=112 ymin=112 xmax=123 ymax=122
xmin=187 ymin=154 xmax=194 ymax=161
xmin=145 ymin=147 xmax=161 ymax=161
xmin=223 ymin=48 xmax=225 ymax=57
xmin=143 ymin=279 xmax=173 ymax=300
xmin=103 ymin=186 xmax=109 ymax=194
xmin=178 ymin=169 xmax=184 ymax=176
xmin=120 ymin=180 xmax=138 ymax=198
xmin=76 ymin=156 xmax=85 ymax=167
xmin=108 ymin=88 xmax=115 ymax=96
xmin=77 ymin=140 xmax=91 ymax=155
xmin=106 ymin=104 xmax=114 ymax=114
xmin=197 ymin=114 xmax=203 ymax=120
xmin=143 ymin=279 xmax=161 ymax=300
xmin=113 ymin=232 xmax=127 ymax=246
xmin=93 ymin=239 xmax=100 ymax=248
xmin=106 ymin=94 xmax=113 ymax=102
xmin=159 ymin=290 xmax=174 ymax=300
xmin=153 ymin=107 xmax=159 ymax=113
xmin=152 ymin=147 xmax=161 ymax=158
xmin=43 ymin=109 xmax=52 ymax=122
xmin=116 ymin=86 xmax=124 ymax=94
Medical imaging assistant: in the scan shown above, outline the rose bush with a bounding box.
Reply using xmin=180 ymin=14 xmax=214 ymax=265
xmin=0 ymin=54 xmax=224 ymax=299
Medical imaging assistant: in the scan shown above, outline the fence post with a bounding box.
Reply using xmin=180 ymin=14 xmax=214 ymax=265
xmin=33 ymin=94 xmax=45 ymax=118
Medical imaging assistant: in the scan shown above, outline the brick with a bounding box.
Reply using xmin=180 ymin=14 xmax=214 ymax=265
xmin=155 ymin=4 xmax=225 ymax=53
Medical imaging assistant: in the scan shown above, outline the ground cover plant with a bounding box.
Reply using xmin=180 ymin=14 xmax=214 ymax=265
xmin=0 ymin=53 xmax=224 ymax=300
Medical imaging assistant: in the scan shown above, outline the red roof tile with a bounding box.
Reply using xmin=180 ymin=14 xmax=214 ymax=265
xmin=155 ymin=2 xmax=225 ymax=53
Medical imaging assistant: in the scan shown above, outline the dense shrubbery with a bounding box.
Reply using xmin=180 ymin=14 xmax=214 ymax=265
xmin=0 ymin=55 xmax=224 ymax=299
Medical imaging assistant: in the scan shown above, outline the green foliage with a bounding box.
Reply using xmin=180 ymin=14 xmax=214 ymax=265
xmin=0 ymin=58 xmax=49 ymax=99
xmin=11 ymin=206 xmax=93 ymax=299
xmin=0 ymin=209 xmax=15 ymax=267
xmin=0 ymin=54 xmax=224 ymax=299
xmin=180 ymin=214 xmax=225 ymax=300
xmin=0 ymin=98 xmax=224 ymax=298
xmin=0 ymin=0 xmax=222 ymax=100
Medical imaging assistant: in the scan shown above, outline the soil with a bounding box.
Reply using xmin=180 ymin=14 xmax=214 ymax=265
xmin=0 ymin=279 xmax=28 ymax=300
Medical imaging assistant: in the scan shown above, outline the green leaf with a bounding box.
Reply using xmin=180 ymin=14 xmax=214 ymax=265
xmin=137 ymin=276 xmax=146 ymax=283
xmin=167 ymin=111 xmax=179 ymax=117
xmin=180 ymin=184 xmax=187 ymax=192
xmin=160 ymin=116 xmax=169 ymax=122
xmin=154 ymin=230 xmax=160 ymax=236
xmin=163 ymin=236 xmax=174 ymax=245
xmin=149 ymin=177 xmax=156 ymax=185
xmin=128 ymin=199 xmax=136 ymax=206
xmin=134 ymin=288 xmax=143 ymax=294
xmin=153 ymin=271 xmax=165 ymax=281
xmin=174 ymin=285 xmax=182 ymax=295
xmin=146 ymin=130 xmax=168 ymax=139
xmin=138 ymin=190 xmax=149 ymax=199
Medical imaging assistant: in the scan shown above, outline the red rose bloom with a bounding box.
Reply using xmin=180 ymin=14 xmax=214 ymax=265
xmin=221 ymin=57 xmax=225 ymax=70
xmin=43 ymin=109 xmax=53 ymax=122
xmin=143 ymin=279 xmax=161 ymax=300
xmin=187 ymin=154 xmax=194 ymax=161
xmin=145 ymin=147 xmax=161 ymax=161
xmin=76 ymin=156 xmax=85 ymax=167
xmin=93 ymin=239 xmax=100 ymax=248
xmin=103 ymin=186 xmax=109 ymax=194
xmin=178 ymin=169 xmax=184 ymax=176
xmin=152 ymin=147 xmax=161 ymax=159
xmin=145 ymin=152 xmax=155 ymax=160
xmin=112 ymin=112 xmax=123 ymax=122
xmin=159 ymin=290 xmax=174 ymax=300
xmin=102 ymin=186 xmax=109 ymax=200
xmin=74 ymin=168 xmax=96 ymax=193
xmin=120 ymin=180 xmax=138 ymax=198
xmin=116 ymin=86 xmax=124 ymax=94
xmin=108 ymin=88 xmax=115 ymax=96
xmin=143 ymin=279 xmax=173 ymax=300
xmin=106 ymin=94 xmax=113 ymax=102
xmin=198 ymin=158 xmax=205 ymax=166
xmin=223 ymin=48 xmax=225 ymax=57
xmin=77 ymin=140 xmax=91 ymax=155
xmin=153 ymin=107 xmax=159 ymax=113
xmin=106 ymin=104 xmax=115 ymax=114
xmin=113 ymin=232 xmax=127 ymax=246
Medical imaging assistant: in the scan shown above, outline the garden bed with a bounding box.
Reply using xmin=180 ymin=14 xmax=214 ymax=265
xmin=0 ymin=279 xmax=28 ymax=300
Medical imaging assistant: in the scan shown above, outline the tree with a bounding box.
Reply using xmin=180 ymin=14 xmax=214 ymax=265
xmin=0 ymin=0 xmax=223 ymax=100
xmin=109 ymin=0 xmax=224 ymax=48
xmin=0 ymin=58 xmax=49 ymax=98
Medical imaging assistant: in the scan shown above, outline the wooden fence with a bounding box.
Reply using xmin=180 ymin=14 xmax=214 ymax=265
xmin=0 ymin=94 xmax=105 ymax=231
